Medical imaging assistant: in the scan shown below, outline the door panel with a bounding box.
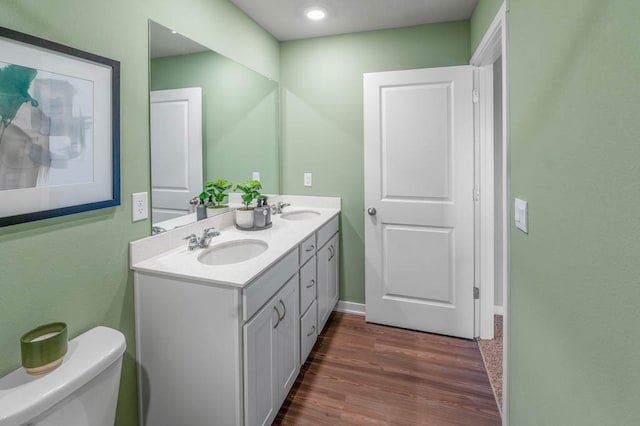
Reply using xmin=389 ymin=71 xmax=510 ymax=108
xmin=364 ymin=66 xmax=474 ymax=339
xmin=383 ymin=225 xmax=453 ymax=304
xmin=382 ymin=84 xmax=451 ymax=200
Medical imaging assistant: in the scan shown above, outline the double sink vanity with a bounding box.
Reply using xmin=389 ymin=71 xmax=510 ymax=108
xmin=130 ymin=196 xmax=340 ymax=425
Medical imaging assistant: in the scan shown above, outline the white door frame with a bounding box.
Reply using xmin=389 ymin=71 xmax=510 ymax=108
xmin=470 ymin=2 xmax=509 ymax=423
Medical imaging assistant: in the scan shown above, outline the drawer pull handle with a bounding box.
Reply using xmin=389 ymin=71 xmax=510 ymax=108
xmin=279 ymin=300 xmax=286 ymax=320
xmin=306 ymin=279 xmax=316 ymax=289
xmin=305 ymin=245 xmax=315 ymax=252
xmin=273 ymin=306 xmax=281 ymax=328
xmin=306 ymin=325 xmax=316 ymax=337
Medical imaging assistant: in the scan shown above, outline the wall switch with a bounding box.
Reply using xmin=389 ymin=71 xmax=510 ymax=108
xmin=304 ymin=173 xmax=312 ymax=187
xmin=514 ymin=198 xmax=528 ymax=233
xmin=132 ymin=192 xmax=149 ymax=222
xmin=252 ymin=171 xmax=260 ymax=181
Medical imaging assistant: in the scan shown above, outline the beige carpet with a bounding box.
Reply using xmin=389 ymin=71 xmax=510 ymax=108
xmin=477 ymin=315 xmax=503 ymax=415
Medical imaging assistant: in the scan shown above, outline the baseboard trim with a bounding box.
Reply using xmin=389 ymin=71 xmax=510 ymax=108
xmin=494 ymin=305 xmax=504 ymax=316
xmin=334 ymin=300 xmax=365 ymax=316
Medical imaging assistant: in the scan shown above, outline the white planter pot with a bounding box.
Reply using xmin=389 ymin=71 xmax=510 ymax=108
xmin=207 ymin=206 xmax=229 ymax=218
xmin=235 ymin=208 xmax=255 ymax=228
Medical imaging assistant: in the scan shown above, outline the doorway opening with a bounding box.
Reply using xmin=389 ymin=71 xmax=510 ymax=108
xmin=470 ymin=2 xmax=509 ymax=422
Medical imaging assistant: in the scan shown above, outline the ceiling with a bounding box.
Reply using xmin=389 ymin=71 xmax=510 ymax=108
xmin=229 ymin=0 xmax=478 ymax=41
xmin=149 ymin=21 xmax=210 ymax=59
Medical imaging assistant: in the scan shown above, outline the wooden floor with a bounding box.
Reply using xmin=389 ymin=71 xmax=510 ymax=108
xmin=275 ymin=312 xmax=501 ymax=425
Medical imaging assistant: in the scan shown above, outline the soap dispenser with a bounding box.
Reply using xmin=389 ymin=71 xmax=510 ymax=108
xmin=253 ymin=196 xmax=268 ymax=228
xmin=196 ymin=198 xmax=207 ymax=221
xmin=263 ymin=196 xmax=271 ymax=226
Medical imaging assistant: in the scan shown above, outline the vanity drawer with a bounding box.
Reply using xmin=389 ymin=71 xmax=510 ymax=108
xmin=242 ymin=249 xmax=298 ymax=321
xmin=316 ymin=215 xmax=339 ymax=248
xmin=299 ymin=233 xmax=316 ymax=265
xmin=300 ymin=300 xmax=317 ymax=363
xmin=299 ymin=257 xmax=316 ymax=313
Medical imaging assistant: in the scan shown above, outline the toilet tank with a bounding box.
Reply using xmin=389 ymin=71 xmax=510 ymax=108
xmin=0 ymin=326 xmax=126 ymax=426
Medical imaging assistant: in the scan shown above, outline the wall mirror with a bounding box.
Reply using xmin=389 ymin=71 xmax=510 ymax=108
xmin=148 ymin=20 xmax=280 ymax=231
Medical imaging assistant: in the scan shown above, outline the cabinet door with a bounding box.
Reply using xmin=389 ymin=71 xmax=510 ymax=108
xmin=328 ymin=232 xmax=339 ymax=310
xmin=275 ymin=275 xmax=300 ymax=405
xmin=244 ymin=297 xmax=278 ymax=426
xmin=318 ymin=232 xmax=340 ymax=332
xmin=317 ymin=239 xmax=330 ymax=332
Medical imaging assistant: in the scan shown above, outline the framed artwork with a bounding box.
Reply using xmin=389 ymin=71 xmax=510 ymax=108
xmin=0 ymin=26 xmax=120 ymax=227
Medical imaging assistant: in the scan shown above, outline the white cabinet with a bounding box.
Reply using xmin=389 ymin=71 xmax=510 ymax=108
xmin=244 ymin=275 xmax=299 ymax=426
xmin=317 ymin=231 xmax=339 ymax=332
xmin=133 ymin=209 xmax=340 ymax=426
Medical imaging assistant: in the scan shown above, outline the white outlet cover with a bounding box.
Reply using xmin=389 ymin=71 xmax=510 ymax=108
xmin=252 ymin=171 xmax=260 ymax=181
xmin=304 ymin=173 xmax=312 ymax=187
xmin=132 ymin=192 xmax=149 ymax=222
xmin=514 ymin=198 xmax=528 ymax=233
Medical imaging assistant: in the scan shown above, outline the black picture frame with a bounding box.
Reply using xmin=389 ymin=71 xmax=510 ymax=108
xmin=0 ymin=26 xmax=120 ymax=227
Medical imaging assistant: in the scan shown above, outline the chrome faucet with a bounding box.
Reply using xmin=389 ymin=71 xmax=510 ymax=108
xmin=184 ymin=227 xmax=221 ymax=250
xmin=200 ymin=227 xmax=220 ymax=247
xmin=271 ymin=202 xmax=291 ymax=215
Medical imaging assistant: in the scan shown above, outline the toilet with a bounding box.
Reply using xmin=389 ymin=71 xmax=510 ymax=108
xmin=0 ymin=326 xmax=126 ymax=426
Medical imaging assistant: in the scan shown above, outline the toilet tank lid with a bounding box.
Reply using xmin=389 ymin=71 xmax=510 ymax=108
xmin=0 ymin=326 xmax=126 ymax=425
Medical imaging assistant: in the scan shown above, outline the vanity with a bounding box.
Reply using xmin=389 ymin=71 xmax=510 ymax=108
xmin=130 ymin=196 xmax=340 ymax=425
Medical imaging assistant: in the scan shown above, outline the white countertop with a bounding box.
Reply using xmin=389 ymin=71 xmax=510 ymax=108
xmin=130 ymin=198 xmax=340 ymax=288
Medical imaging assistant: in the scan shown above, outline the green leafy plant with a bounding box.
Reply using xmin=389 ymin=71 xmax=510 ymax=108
xmin=235 ymin=180 xmax=262 ymax=210
xmin=202 ymin=179 xmax=232 ymax=207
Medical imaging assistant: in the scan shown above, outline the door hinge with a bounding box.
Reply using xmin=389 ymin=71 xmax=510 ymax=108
xmin=474 ymin=287 xmax=480 ymax=299
xmin=473 ymin=188 xmax=480 ymax=201
xmin=472 ymin=89 xmax=479 ymax=104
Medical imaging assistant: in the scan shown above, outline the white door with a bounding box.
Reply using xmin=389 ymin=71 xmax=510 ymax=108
xmin=150 ymin=88 xmax=202 ymax=224
xmin=364 ymin=66 xmax=475 ymax=339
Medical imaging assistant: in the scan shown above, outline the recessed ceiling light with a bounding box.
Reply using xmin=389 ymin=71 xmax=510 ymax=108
xmin=170 ymin=29 xmax=177 ymax=34
xmin=305 ymin=7 xmax=327 ymax=21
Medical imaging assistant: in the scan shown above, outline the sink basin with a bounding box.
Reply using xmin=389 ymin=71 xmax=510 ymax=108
xmin=280 ymin=210 xmax=320 ymax=221
xmin=197 ymin=239 xmax=268 ymax=266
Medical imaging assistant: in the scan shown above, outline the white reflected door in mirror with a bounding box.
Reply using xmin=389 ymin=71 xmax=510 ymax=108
xmin=150 ymin=87 xmax=203 ymax=224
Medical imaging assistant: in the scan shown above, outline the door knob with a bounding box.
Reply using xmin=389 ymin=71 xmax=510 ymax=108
xmin=367 ymin=207 xmax=376 ymax=216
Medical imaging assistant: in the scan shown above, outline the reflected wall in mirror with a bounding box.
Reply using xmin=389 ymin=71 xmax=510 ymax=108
xmin=148 ymin=20 xmax=280 ymax=231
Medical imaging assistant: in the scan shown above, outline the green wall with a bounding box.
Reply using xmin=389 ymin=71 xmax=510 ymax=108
xmin=280 ymin=22 xmax=470 ymax=303
xmin=151 ymin=51 xmax=280 ymax=193
xmin=469 ymin=0 xmax=503 ymax=54
xmin=472 ymin=0 xmax=640 ymax=423
xmin=0 ymin=1 xmax=278 ymax=425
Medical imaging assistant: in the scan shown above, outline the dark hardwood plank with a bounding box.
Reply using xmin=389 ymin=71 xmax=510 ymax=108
xmin=275 ymin=312 xmax=501 ymax=425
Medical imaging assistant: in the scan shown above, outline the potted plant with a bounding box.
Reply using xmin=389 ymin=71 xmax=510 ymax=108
xmin=234 ymin=180 xmax=262 ymax=228
xmin=202 ymin=179 xmax=232 ymax=216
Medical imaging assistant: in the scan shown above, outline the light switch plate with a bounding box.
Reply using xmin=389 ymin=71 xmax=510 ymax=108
xmin=514 ymin=198 xmax=528 ymax=233
xmin=304 ymin=173 xmax=312 ymax=187
xmin=132 ymin=192 xmax=149 ymax=222
xmin=252 ymin=171 xmax=260 ymax=181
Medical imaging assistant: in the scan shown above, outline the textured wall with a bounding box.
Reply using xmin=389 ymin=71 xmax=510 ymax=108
xmin=471 ymin=0 xmax=640 ymax=423
xmin=508 ymin=1 xmax=640 ymax=423
xmin=280 ymin=22 xmax=470 ymax=303
xmin=0 ymin=1 xmax=278 ymax=424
